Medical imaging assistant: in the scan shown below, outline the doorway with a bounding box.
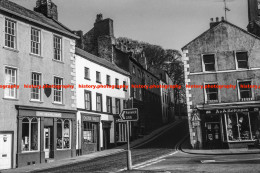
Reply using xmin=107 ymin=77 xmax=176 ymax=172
xmin=0 ymin=133 xmax=12 ymax=170
xmin=205 ymin=122 xmax=222 ymax=149
xmin=44 ymin=128 xmax=50 ymax=159
xmin=102 ymin=121 xmax=112 ymax=150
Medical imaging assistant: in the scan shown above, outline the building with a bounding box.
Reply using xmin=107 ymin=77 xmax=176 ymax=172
xmin=0 ymin=0 xmax=78 ymax=169
xmin=75 ymin=14 xmax=162 ymax=139
xmin=182 ymin=13 xmax=260 ymax=149
xmin=75 ymin=47 xmax=131 ymax=155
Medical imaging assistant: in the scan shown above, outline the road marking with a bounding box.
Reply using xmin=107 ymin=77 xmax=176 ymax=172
xmin=201 ymin=160 xmax=216 ymax=163
xmin=135 ymin=159 xmax=166 ymax=169
xmin=201 ymin=158 xmax=260 ymax=164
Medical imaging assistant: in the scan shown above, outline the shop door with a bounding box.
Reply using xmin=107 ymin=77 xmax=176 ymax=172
xmin=82 ymin=122 xmax=98 ymax=155
xmin=103 ymin=128 xmax=110 ymax=150
xmin=205 ymin=122 xmax=222 ymax=149
xmin=44 ymin=128 xmax=50 ymax=159
xmin=0 ymin=134 xmax=12 ymax=170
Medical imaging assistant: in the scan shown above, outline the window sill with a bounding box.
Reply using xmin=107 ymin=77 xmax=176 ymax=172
xmin=96 ymin=81 xmax=102 ymax=84
xmin=225 ymin=140 xmax=255 ymax=143
xmin=52 ymin=59 xmax=64 ymax=64
xmin=52 ymin=102 xmax=65 ymax=106
xmin=3 ymin=46 xmax=19 ymax=53
xmin=84 ymin=77 xmax=90 ymax=81
xmin=3 ymin=97 xmax=18 ymax=101
xmin=29 ymin=53 xmax=43 ymax=59
xmin=30 ymin=100 xmax=43 ymax=103
xmin=57 ymin=148 xmax=71 ymax=151
xmin=21 ymin=150 xmax=40 ymax=154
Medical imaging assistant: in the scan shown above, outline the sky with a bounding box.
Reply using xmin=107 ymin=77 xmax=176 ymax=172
xmin=10 ymin=0 xmax=248 ymax=51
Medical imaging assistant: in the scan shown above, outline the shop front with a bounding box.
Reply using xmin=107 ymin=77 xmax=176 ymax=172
xmin=16 ymin=106 xmax=76 ymax=168
xmin=199 ymin=105 xmax=260 ymax=149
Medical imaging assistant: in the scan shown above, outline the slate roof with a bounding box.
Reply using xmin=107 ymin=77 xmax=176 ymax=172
xmin=0 ymin=0 xmax=78 ymax=39
xmin=182 ymin=20 xmax=260 ymax=50
xmin=75 ymin=47 xmax=130 ymax=76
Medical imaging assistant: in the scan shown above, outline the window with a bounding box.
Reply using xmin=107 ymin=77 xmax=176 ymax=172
xmin=31 ymin=28 xmax=41 ymax=55
xmin=236 ymin=52 xmax=248 ymax=69
xmin=22 ymin=118 xmax=39 ymax=152
xmin=5 ymin=19 xmax=16 ymax=48
xmin=107 ymin=96 xmax=112 ymax=113
xmin=115 ymin=78 xmax=119 ymax=89
xmin=54 ymin=77 xmax=63 ymax=103
xmin=132 ymin=65 xmax=136 ymax=75
xmin=116 ymin=122 xmax=127 ymax=142
xmin=205 ymin=84 xmax=218 ymax=103
xmin=239 ymin=81 xmax=252 ymax=101
xmin=133 ymin=83 xmax=137 ymax=99
xmin=57 ymin=119 xmax=71 ymax=149
xmin=116 ymin=98 xmax=120 ymax=114
xmin=138 ymin=69 xmax=141 ymax=78
xmin=123 ymin=81 xmax=127 ymax=91
xmin=96 ymin=93 xmax=102 ymax=112
xmin=96 ymin=71 xmax=101 ymax=83
xmin=5 ymin=67 xmax=17 ymax=98
xmin=31 ymin=73 xmax=41 ymax=101
xmin=123 ymin=100 xmax=128 ymax=109
xmin=84 ymin=67 xmax=90 ymax=80
xmin=139 ymin=88 xmax=142 ymax=101
xmin=203 ymin=54 xmax=215 ymax=71
xmin=84 ymin=90 xmax=91 ymax=110
xmin=54 ymin=35 xmax=62 ymax=61
xmin=106 ymin=75 xmax=110 ymax=85
xmin=83 ymin=122 xmax=97 ymax=143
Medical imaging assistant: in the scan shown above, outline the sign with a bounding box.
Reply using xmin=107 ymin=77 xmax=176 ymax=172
xmin=44 ymin=84 xmax=51 ymax=97
xmin=36 ymin=111 xmax=62 ymax=118
xmin=204 ymin=107 xmax=260 ymax=115
xmin=81 ymin=114 xmax=100 ymax=122
xmin=119 ymin=108 xmax=138 ymax=121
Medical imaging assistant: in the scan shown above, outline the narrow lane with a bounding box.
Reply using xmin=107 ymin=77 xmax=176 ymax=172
xmin=35 ymin=120 xmax=188 ymax=173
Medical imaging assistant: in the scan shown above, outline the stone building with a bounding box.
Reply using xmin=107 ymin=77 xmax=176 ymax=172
xmin=182 ymin=13 xmax=260 ymax=149
xmin=0 ymin=0 xmax=78 ymax=169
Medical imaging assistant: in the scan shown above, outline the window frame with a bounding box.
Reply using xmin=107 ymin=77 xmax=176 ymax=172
xmin=106 ymin=96 xmax=112 ymax=113
xmin=31 ymin=27 xmax=41 ymax=55
xmin=5 ymin=18 xmax=17 ymax=49
xmin=53 ymin=76 xmax=63 ymax=104
xmin=106 ymin=75 xmax=111 ymax=85
xmin=202 ymin=54 xmax=217 ymax=72
xmin=56 ymin=119 xmax=71 ymax=150
xmin=204 ymin=82 xmax=220 ymax=103
xmin=84 ymin=90 xmax=92 ymax=110
xmin=4 ymin=66 xmax=17 ymax=99
xmin=123 ymin=81 xmax=127 ymax=91
xmin=115 ymin=98 xmax=121 ymax=114
xmin=30 ymin=72 xmax=41 ymax=101
xmin=84 ymin=67 xmax=90 ymax=80
xmin=235 ymin=51 xmax=249 ymax=70
xmin=115 ymin=78 xmax=119 ymax=89
xmin=96 ymin=93 xmax=103 ymax=112
xmin=237 ymin=80 xmax=254 ymax=101
xmin=96 ymin=71 xmax=101 ymax=83
xmin=53 ymin=35 xmax=62 ymax=61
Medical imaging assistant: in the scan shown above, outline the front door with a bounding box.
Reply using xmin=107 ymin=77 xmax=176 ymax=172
xmin=205 ymin=122 xmax=222 ymax=149
xmin=44 ymin=128 xmax=50 ymax=159
xmin=102 ymin=128 xmax=110 ymax=150
xmin=0 ymin=134 xmax=12 ymax=170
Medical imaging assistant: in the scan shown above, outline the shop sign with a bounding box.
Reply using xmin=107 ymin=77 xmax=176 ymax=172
xmin=36 ymin=111 xmax=61 ymax=117
xmin=82 ymin=114 xmax=100 ymax=122
xmin=205 ymin=107 xmax=260 ymax=114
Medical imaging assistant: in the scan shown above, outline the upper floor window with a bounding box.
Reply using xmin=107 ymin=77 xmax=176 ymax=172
xmin=138 ymin=69 xmax=141 ymax=78
xmin=96 ymin=93 xmax=102 ymax=112
xmin=54 ymin=77 xmax=63 ymax=103
xmin=116 ymin=98 xmax=120 ymax=114
xmin=107 ymin=96 xmax=112 ymax=113
xmin=115 ymin=78 xmax=119 ymax=89
xmin=31 ymin=28 xmax=41 ymax=55
xmin=5 ymin=19 xmax=16 ymax=49
xmin=205 ymin=84 xmax=218 ymax=103
xmin=123 ymin=100 xmax=128 ymax=109
xmin=123 ymin=81 xmax=127 ymax=91
xmin=84 ymin=90 xmax=91 ymax=110
xmin=236 ymin=52 xmax=248 ymax=69
xmin=84 ymin=67 xmax=90 ymax=80
xmin=54 ymin=35 xmax=62 ymax=61
xmin=203 ymin=54 xmax=215 ymax=71
xmin=96 ymin=71 xmax=101 ymax=83
xmin=31 ymin=72 xmax=41 ymax=101
xmin=238 ymin=81 xmax=252 ymax=101
xmin=132 ymin=65 xmax=136 ymax=75
xmin=106 ymin=75 xmax=110 ymax=85
xmin=5 ymin=67 xmax=17 ymax=98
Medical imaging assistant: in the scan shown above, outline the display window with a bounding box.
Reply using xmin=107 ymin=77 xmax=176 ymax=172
xmin=57 ymin=119 xmax=71 ymax=149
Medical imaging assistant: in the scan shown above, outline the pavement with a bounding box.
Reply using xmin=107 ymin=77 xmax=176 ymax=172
xmin=1 ymin=120 xmax=182 ymax=173
xmin=180 ymin=137 xmax=260 ymax=155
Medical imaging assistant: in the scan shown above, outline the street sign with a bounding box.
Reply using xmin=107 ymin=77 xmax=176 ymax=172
xmin=119 ymin=108 xmax=139 ymax=121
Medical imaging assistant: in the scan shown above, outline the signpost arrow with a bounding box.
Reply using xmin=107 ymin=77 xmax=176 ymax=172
xmin=119 ymin=108 xmax=139 ymax=121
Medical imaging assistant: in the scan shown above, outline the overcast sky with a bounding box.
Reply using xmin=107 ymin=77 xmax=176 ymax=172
xmin=10 ymin=0 xmax=248 ymax=51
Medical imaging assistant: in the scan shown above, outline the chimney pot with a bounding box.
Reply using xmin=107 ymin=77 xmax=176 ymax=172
xmin=96 ymin=14 xmax=103 ymax=23
xmin=210 ymin=18 xmax=214 ymax=22
xmin=221 ymin=16 xmax=225 ymax=21
xmin=216 ymin=17 xmax=219 ymax=22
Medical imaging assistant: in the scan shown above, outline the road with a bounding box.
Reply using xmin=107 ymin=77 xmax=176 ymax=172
xmin=35 ymin=120 xmax=189 ymax=173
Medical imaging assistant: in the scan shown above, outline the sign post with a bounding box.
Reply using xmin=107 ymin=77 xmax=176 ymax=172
xmin=119 ymin=108 xmax=139 ymax=170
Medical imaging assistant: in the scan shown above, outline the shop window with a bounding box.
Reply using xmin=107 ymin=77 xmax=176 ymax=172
xmin=203 ymin=54 xmax=215 ymax=71
xmin=205 ymin=84 xmax=218 ymax=103
xmin=57 ymin=119 xmax=71 ymax=149
xmin=226 ymin=112 xmax=252 ymax=141
xmin=236 ymin=52 xmax=248 ymax=69
xmin=107 ymin=96 xmax=112 ymax=113
xmin=116 ymin=98 xmax=120 ymax=114
xmin=116 ymin=122 xmax=127 ymax=142
xmin=238 ymin=81 xmax=252 ymax=101
xmin=84 ymin=90 xmax=91 ymax=110
xmin=96 ymin=93 xmax=102 ymax=112
xmin=22 ymin=118 xmax=39 ymax=152
xmin=83 ymin=122 xmax=97 ymax=143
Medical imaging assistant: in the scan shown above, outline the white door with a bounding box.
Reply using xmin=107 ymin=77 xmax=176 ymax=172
xmin=0 ymin=134 xmax=12 ymax=170
xmin=44 ymin=128 xmax=50 ymax=159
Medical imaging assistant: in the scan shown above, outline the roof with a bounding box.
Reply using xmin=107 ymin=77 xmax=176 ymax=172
xmin=182 ymin=20 xmax=260 ymax=50
xmin=75 ymin=47 xmax=130 ymax=76
xmin=0 ymin=0 xmax=78 ymax=39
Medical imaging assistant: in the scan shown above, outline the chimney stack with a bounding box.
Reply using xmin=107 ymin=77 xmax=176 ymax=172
xmin=210 ymin=17 xmax=222 ymax=28
xmin=34 ymin=0 xmax=58 ymax=20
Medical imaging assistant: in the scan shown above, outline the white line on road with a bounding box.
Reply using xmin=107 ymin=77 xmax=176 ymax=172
xmin=201 ymin=158 xmax=260 ymax=164
xmin=134 ymin=159 xmax=166 ymax=169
